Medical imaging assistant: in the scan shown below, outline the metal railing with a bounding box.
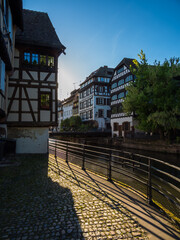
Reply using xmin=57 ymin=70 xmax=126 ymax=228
xmin=49 ymin=138 xmax=180 ymax=222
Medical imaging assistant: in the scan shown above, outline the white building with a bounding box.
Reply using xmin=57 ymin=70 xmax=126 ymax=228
xmin=6 ymin=9 xmax=65 ymax=153
xmin=79 ymin=66 xmax=113 ymax=130
xmin=62 ymin=89 xmax=79 ymax=121
xmin=57 ymin=100 xmax=63 ymax=131
xmin=110 ymin=58 xmax=137 ymax=137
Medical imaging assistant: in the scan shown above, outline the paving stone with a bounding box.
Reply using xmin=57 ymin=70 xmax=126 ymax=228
xmin=0 ymin=156 xmax=148 ymax=240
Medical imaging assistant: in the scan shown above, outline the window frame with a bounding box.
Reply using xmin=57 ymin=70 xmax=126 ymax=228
xmin=40 ymin=92 xmax=51 ymax=110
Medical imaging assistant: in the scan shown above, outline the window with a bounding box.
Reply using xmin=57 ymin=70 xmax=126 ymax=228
xmin=24 ymin=52 xmax=30 ymax=63
xmin=118 ymin=92 xmax=125 ymax=99
xmin=122 ymin=122 xmax=130 ymax=131
xmin=118 ymin=104 xmax=123 ymax=113
xmin=98 ymin=109 xmax=104 ymax=118
xmin=40 ymin=55 xmax=46 ymax=65
xmin=112 ymin=107 xmax=117 ymax=114
xmin=96 ymin=98 xmax=106 ymax=105
xmin=117 ymin=66 xmax=124 ymax=74
xmin=107 ymin=110 xmax=111 ymax=118
xmin=125 ymin=75 xmax=133 ymax=83
xmin=40 ymin=93 xmax=51 ymax=110
xmin=99 ymin=86 xmax=104 ymax=93
xmin=118 ymin=79 xmax=124 ymax=86
xmin=48 ymin=56 xmax=54 ymax=67
xmin=111 ymin=82 xmax=117 ymax=89
xmin=107 ymin=99 xmax=110 ymax=105
xmin=32 ymin=54 xmax=38 ymax=64
xmin=113 ymin=122 xmax=119 ymax=131
xmin=111 ymin=95 xmax=117 ymax=101
xmin=90 ymin=110 xmax=93 ymax=118
xmin=90 ymin=98 xmax=93 ymax=105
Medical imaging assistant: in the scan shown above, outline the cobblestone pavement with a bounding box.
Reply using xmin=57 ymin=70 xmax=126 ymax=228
xmin=1 ymin=155 xmax=149 ymax=240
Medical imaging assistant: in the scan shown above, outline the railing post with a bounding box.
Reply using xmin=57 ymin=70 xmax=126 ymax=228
xmin=147 ymin=158 xmax=152 ymax=204
xmin=66 ymin=142 xmax=68 ymax=163
xmin=131 ymin=153 xmax=134 ymax=172
xmin=82 ymin=143 xmax=85 ymax=170
xmin=47 ymin=138 xmax=49 ymax=154
xmin=55 ymin=140 xmax=57 ymax=159
xmin=108 ymin=149 xmax=112 ymax=181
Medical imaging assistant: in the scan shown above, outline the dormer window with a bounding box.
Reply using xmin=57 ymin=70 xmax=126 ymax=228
xmin=24 ymin=52 xmax=30 ymax=63
xmin=23 ymin=52 xmax=55 ymax=68
xmin=32 ymin=53 xmax=38 ymax=65
xmin=48 ymin=56 xmax=54 ymax=67
xmin=40 ymin=55 xmax=46 ymax=65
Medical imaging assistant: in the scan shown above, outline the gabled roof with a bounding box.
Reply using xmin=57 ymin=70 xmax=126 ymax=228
xmin=16 ymin=9 xmax=66 ymax=54
xmin=88 ymin=66 xmax=114 ymax=79
xmin=115 ymin=58 xmax=136 ymax=70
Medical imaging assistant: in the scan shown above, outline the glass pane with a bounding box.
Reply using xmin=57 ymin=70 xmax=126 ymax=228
xmin=48 ymin=56 xmax=54 ymax=67
xmin=40 ymin=55 xmax=46 ymax=65
xmin=41 ymin=94 xmax=50 ymax=109
xmin=32 ymin=54 xmax=38 ymax=64
xmin=24 ymin=52 xmax=30 ymax=63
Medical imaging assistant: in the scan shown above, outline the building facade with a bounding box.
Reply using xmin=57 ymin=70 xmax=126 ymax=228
xmin=57 ymin=100 xmax=63 ymax=131
xmin=79 ymin=66 xmax=113 ymax=130
xmin=6 ymin=9 xmax=65 ymax=153
xmin=111 ymin=58 xmax=136 ymax=137
xmin=0 ymin=0 xmax=23 ymax=138
xmin=62 ymin=89 xmax=79 ymax=120
xmin=72 ymin=89 xmax=79 ymax=116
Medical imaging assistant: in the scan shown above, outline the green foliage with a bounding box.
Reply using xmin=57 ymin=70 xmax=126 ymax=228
xmin=60 ymin=118 xmax=70 ymax=131
xmin=69 ymin=116 xmax=82 ymax=131
xmin=123 ymin=50 xmax=180 ymax=138
xmin=60 ymin=116 xmax=92 ymax=132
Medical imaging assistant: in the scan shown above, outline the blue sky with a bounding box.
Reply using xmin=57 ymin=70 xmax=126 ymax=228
xmin=23 ymin=0 xmax=180 ymax=100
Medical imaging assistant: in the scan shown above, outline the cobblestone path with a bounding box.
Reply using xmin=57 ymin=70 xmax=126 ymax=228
xmin=0 ymin=155 xmax=149 ymax=240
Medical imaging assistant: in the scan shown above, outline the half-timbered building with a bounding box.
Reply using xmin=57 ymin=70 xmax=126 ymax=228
xmin=6 ymin=9 xmax=65 ymax=153
xmin=0 ymin=0 xmax=23 ymax=138
xmin=79 ymin=66 xmax=113 ymax=130
xmin=111 ymin=58 xmax=136 ymax=137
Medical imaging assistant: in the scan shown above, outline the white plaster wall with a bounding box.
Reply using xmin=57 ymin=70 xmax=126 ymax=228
xmin=22 ymin=71 xmax=31 ymax=80
xmin=14 ymin=48 xmax=19 ymax=57
xmin=22 ymin=113 xmax=33 ymax=122
xmin=25 ymin=88 xmax=38 ymax=99
xmin=29 ymin=71 xmax=38 ymax=81
xmin=11 ymin=100 xmax=18 ymax=111
xmin=40 ymin=72 xmax=48 ymax=81
xmin=11 ymin=70 xmax=19 ymax=79
xmin=48 ymin=73 xmax=55 ymax=81
xmin=14 ymin=58 xmax=19 ymax=68
xmin=7 ymin=113 xmax=18 ymax=122
xmin=31 ymin=101 xmax=38 ymax=111
xmin=63 ymin=104 xmax=73 ymax=120
xmin=22 ymin=100 xmax=29 ymax=111
xmin=40 ymin=111 xmax=50 ymax=121
xmin=7 ymin=127 xmax=49 ymax=154
xmin=111 ymin=116 xmax=133 ymax=137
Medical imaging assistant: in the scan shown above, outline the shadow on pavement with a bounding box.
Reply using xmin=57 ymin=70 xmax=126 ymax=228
xmin=0 ymin=154 xmax=84 ymax=240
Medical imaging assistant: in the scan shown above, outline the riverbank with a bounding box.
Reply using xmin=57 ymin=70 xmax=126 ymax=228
xmin=50 ymin=132 xmax=180 ymax=157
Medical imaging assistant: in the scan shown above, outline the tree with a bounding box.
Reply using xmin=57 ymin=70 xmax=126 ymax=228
xmin=123 ymin=50 xmax=180 ymax=139
xmin=69 ymin=116 xmax=82 ymax=131
xmin=60 ymin=118 xmax=70 ymax=131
